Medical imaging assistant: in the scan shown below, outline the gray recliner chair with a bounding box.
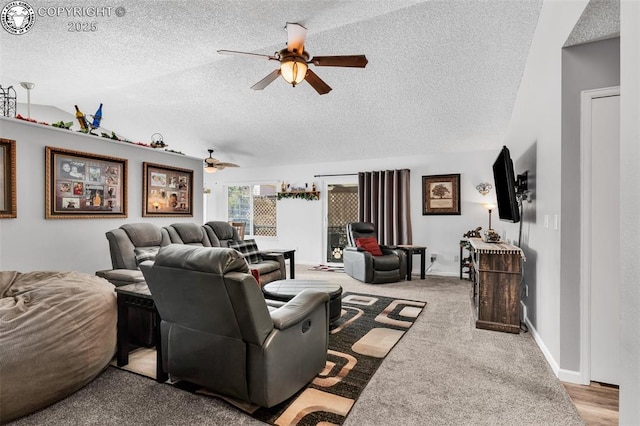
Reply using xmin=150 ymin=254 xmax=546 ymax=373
xmin=140 ymin=245 xmax=329 ymax=408
xmin=97 ymin=222 xmax=171 ymax=286
xmin=204 ymin=220 xmax=286 ymax=284
xmin=343 ymin=222 xmax=407 ymax=284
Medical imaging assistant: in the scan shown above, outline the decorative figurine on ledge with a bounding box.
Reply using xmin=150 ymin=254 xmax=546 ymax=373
xmin=483 ymin=229 xmax=501 ymax=243
xmin=463 ymin=226 xmax=482 ymax=238
xmin=74 ymin=103 xmax=102 ymax=134
xmin=150 ymin=133 xmax=168 ymax=149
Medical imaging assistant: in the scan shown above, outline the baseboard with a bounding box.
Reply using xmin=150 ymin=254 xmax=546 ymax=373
xmin=557 ymin=368 xmax=584 ymax=384
xmin=521 ymin=301 xmax=560 ymax=377
xmin=425 ymin=271 xmax=460 ymax=277
xmin=521 ymin=301 xmax=585 ymax=385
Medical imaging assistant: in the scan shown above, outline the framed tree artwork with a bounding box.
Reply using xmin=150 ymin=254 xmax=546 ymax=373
xmin=422 ymin=173 xmax=461 ymax=215
xmin=143 ymin=162 xmax=193 ymax=217
xmin=0 ymin=138 xmax=17 ymax=219
xmin=45 ymin=146 xmax=128 ymax=219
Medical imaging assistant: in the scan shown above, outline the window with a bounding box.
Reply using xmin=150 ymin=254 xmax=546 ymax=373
xmin=227 ymin=184 xmax=277 ymax=237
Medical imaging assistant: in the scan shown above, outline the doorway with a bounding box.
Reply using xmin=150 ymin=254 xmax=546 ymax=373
xmin=323 ymin=179 xmax=358 ymax=265
xmin=580 ymin=86 xmax=620 ymax=386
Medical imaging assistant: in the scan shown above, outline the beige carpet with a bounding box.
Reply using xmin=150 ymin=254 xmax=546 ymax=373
xmin=11 ymin=268 xmax=584 ymax=425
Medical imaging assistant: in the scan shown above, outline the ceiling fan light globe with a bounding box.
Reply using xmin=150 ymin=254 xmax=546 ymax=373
xmin=204 ymin=165 xmax=218 ymax=174
xmin=280 ymin=58 xmax=308 ymax=86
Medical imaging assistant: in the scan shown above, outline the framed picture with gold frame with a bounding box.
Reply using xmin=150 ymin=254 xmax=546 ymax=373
xmin=45 ymin=146 xmax=128 ymax=219
xmin=0 ymin=138 xmax=17 ymax=219
xmin=422 ymin=173 xmax=461 ymax=215
xmin=143 ymin=162 xmax=193 ymax=217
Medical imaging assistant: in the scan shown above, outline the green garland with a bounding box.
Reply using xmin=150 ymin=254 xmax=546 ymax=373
xmin=277 ymin=191 xmax=320 ymax=201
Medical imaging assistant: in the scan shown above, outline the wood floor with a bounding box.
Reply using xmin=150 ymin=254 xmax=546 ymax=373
xmin=563 ymin=381 xmax=619 ymax=425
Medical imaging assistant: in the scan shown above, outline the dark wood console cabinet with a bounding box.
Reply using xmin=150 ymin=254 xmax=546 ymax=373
xmin=467 ymin=238 xmax=524 ymax=334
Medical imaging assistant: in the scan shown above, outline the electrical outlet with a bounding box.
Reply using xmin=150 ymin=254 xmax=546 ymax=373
xmin=430 ymin=254 xmax=437 ymax=263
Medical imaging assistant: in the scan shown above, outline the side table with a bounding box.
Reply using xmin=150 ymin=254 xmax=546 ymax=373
xmin=396 ymin=245 xmax=427 ymax=281
xmin=115 ymin=283 xmax=167 ymax=383
xmin=267 ymin=248 xmax=296 ymax=279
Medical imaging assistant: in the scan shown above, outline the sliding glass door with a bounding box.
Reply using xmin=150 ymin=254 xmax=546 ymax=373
xmin=323 ymin=178 xmax=358 ymax=264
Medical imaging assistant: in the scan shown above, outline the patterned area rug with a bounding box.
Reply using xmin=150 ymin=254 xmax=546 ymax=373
xmin=308 ymin=264 xmax=345 ymax=272
xmin=253 ymin=293 xmax=426 ymax=425
xmin=114 ymin=293 xmax=426 ymax=425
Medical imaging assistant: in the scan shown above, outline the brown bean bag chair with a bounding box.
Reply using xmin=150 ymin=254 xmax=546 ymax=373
xmin=0 ymin=271 xmax=116 ymax=422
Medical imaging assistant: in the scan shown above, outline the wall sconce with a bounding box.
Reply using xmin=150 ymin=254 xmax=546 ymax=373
xmin=476 ymin=182 xmax=492 ymax=196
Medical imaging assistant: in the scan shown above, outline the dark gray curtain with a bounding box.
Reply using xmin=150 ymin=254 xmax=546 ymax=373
xmin=358 ymin=169 xmax=412 ymax=245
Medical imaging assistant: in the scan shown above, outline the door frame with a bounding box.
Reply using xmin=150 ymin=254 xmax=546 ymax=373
xmin=579 ymin=86 xmax=620 ymax=385
xmin=321 ymin=176 xmax=358 ymax=265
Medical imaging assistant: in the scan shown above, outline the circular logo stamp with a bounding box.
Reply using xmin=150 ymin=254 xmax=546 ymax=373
xmin=1 ymin=1 xmax=35 ymax=35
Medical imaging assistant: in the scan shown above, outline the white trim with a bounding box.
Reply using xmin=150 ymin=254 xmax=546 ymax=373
xmin=425 ymin=271 xmax=460 ymax=278
xmin=579 ymin=86 xmax=620 ymax=386
xmin=523 ymin=306 xmax=559 ymax=375
xmin=558 ymin=368 xmax=583 ymax=384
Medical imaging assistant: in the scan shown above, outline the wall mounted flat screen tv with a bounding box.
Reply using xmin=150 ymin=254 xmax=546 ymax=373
xmin=492 ymin=146 xmax=520 ymax=223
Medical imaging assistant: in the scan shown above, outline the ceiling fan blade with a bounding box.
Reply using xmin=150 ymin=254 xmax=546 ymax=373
xmin=251 ymin=69 xmax=281 ymax=90
xmin=305 ymin=69 xmax=332 ymax=95
xmin=217 ymin=50 xmax=278 ymax=61
xmin=217 ymin=162 xmax=240 ymax=168
xmin=311 ymin=55 xmax=368 ymax=68
xmin=286 ymin=22 xmax=307 ymax=54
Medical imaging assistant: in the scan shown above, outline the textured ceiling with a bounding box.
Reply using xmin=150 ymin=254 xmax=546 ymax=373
xmin=0 ymin=0 xmax=543 ymax=167
xmin=565 ymin=0 xmax=619 ymax=47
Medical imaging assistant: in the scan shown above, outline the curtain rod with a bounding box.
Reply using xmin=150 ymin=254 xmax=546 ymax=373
xmin=313 ymin=173 xmax=358 ymax=177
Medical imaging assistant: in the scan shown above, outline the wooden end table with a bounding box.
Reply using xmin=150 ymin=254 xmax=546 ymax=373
xmin=267 ymin=249 xmax=296 ymax=279
xmin=115 ymin=283 xmax=167 ymax=383
xmin=397 ymin=245 xmax=427 ymax=281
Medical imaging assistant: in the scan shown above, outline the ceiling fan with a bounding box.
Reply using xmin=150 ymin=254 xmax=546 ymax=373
xmin=218 ymin=22 xmax=368 ymax=95
xmin=204 ymin=149 xmax=239 ymax=174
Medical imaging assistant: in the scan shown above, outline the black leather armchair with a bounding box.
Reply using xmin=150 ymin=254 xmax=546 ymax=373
xmin=343 ymin=222 xmax=407 ymax=284
xmin=140 ymin=245 xmax=329 ymax=408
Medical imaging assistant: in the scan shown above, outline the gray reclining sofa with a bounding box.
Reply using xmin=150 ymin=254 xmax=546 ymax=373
xmin=97 ymin=221 xmax=286 ymax=288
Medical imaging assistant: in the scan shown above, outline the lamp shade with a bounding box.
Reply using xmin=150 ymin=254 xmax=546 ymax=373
xmin=280 ymin=57 xmax=308 ymax=86
xmin=484 ymin=203 xmax=497 ymax=211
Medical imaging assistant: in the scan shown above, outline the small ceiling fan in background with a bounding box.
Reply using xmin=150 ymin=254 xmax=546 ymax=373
xmin=218 ymin=22 xmax=368 ymax=95
xmin=204 ymin=149 xmax=239 ymax=174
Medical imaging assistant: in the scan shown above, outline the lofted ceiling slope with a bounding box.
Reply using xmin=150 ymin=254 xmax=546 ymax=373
xmin=0 ymin=0 xmax=542 ymax=167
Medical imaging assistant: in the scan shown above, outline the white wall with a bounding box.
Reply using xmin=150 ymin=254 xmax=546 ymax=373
xmin=0 ymin=117 xmax=204 ymax=274
xmin=561 ymin=37 xmax=620 ymax=375
xmin=501 ymin=0 xmax=588 ymax=376
xmin=619 ymin=0 xmax=640 ymax=422
xmin=205 ymin=150 xmax=498 ymax=276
